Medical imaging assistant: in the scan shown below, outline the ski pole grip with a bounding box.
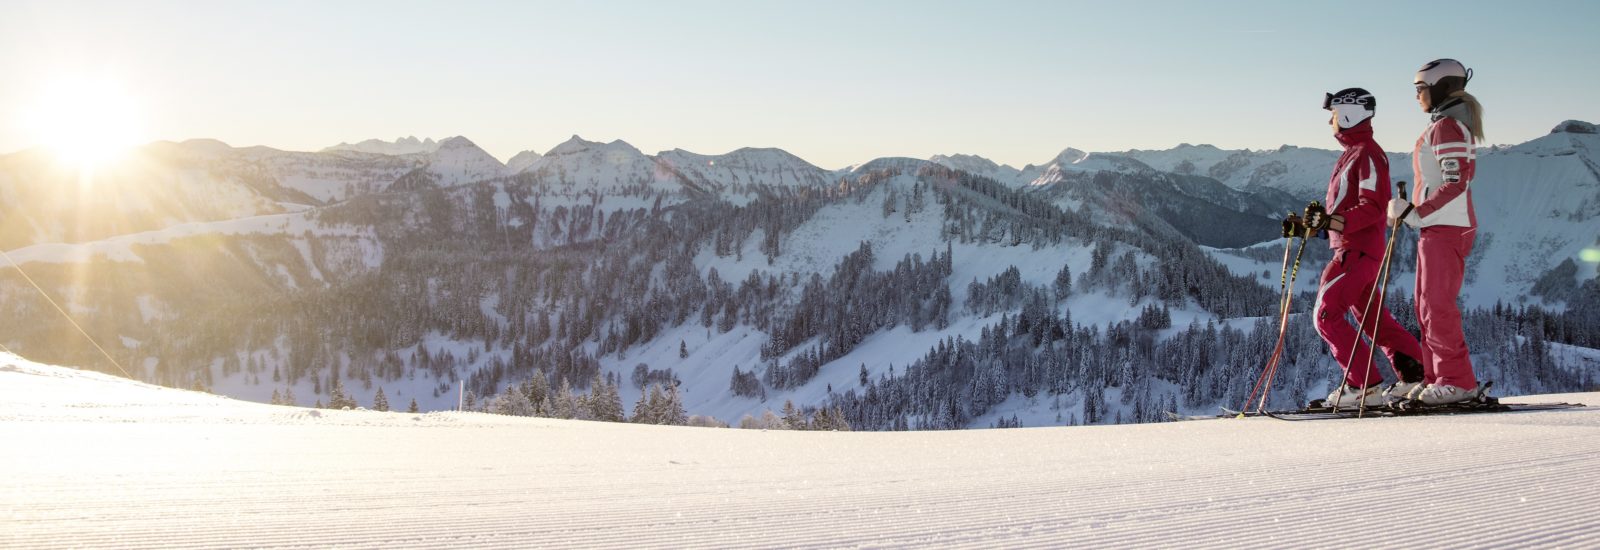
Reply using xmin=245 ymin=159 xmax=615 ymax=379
xmin=1394 ymin=180 xmax=1415 ymax=221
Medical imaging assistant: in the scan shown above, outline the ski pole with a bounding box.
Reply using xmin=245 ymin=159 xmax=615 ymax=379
xmin=1357 ymin=181 xmax=1411 ymax=416
xmin=1332 ymin=182 xmax=1409 ymax=414
xmin=1241 ymin=218 xmax=1299 ymax=416
xmin=1256 ymin=202 xmax=1321 ymax=411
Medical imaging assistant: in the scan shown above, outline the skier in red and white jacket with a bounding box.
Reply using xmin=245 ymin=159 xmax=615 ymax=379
xmin=1308 ymin=88 xmax=1425 ymax=409
xmin=1388 ymin=59 xmax=1485 ymax=405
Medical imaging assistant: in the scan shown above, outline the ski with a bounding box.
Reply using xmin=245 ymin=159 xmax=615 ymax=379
xmin=1185 ymin=382 xmax=1588 ymax=422
xmin=1258 ymin=400 xmax=1586 ymax=421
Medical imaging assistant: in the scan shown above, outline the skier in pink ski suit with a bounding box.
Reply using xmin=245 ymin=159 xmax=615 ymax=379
xmin=1310 ymin=88 xmax=1426 ymax=408
xmin=1389 ymin=59 xmax=1485 ymax=405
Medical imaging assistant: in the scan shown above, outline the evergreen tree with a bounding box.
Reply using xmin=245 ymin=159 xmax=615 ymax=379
xmin=587 ymin=376 xmax=626 ymax=422
xmin=373 ymin=387 xmax=389 ymax=412
xmin=328 ymin=380 xmax=360 ymax=409
xmin=553 ymin=378 xmax=577 ymax=419
xmin=679 ymin=340 xmax=688 ymax=359
xmin=633 ymin=384 xmax=661 ymax=424
xmin=408 ymin=398 xmax=419 ymax=413
xmin=1054 ymin=263 xmax=1073 ymax=299
xmin=781 ymin=400 xmax=806 ymax=430
xmin=490 ymin=384 xmax=534 ymax=416
xmin=523 ymin=374 xmax=551 ymax=415
xmin=661 ymin=384 xmax=688 ymax=426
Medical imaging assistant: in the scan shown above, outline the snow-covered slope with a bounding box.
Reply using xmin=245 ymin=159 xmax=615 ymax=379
xmin=5 ymin=352 xmax=1599 ymax=549
xmin=240 ymin=147 xmax=418 ymax=203
xmin=322 ymin=136 xmax=441 ymax=156
xmin=0 ymin=144 xmax=298 ymax=249
xmin=0 ymin=210 xmax=379 ymax=268
xmin=1465 ymin=122 xmax=1600 ymax=300
xmin=647 ymin=174 xmax=1152 ymax=423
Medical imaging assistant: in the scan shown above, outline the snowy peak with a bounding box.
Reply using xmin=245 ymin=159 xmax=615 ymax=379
xmin=544 ymin=135 xmax=644 ymax=158
xmin=1552 ymin=120 xmax=1597 ymax=134
xmin=517 ymin=135 xmax=670 ymax=193
xmin=655 ymin=147 xmax=831 ymax=193
xmin=435 ymin=136 xmax=479 ymax=150
xmin=545 ymin=135 xmax=602 ymax=156
xmin=506 ymin=150 xmax=544 ymax=173
xmin=929 ymin=153 xmax=1001 ymax=173
xmin=1499 ymin=120 xmax=1600 ymax=157
xmin=1021 ymin=148 xmax=1155 ymax=188
xmin=848 ymin=157 xmax=937 ymax=176
xmin=323 ymin=136 xmax=441 ymax=156
xmin=177 ymin=138 xmax=236 ymax=154
xmin=390 ymin=136 xmax=505 ymax=190
xmin=1053 ymin=147 xmax=1089 ymax=165
xmin=1060 ymin=152 xmax=1152 ymax=173
xmin=130 ymin=139 xmax=237 ymax=163
xmin=929 ymin=153 xmax=1026 ymax=187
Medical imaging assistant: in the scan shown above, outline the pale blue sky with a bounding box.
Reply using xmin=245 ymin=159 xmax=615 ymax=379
xmin=2 ymin=0 xmax=1596 ymax=168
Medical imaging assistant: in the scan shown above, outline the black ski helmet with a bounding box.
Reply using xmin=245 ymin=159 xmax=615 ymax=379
xmin=1415 ymin=58 xmax=1472 ymax=107
xmin=1323 ymin=87 xmax=1375 ymax=129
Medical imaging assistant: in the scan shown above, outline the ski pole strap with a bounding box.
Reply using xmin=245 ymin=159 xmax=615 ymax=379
xmin=1395 ymin=180 xmax=1415 ymax=223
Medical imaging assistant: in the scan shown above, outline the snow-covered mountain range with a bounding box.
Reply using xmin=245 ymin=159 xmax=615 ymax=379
xmin=2 ymin=121 xmax=1596 ymax=428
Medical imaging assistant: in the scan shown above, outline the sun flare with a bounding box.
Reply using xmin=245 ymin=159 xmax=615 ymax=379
xmin=22 ymin=75 xmax=145 ymax=170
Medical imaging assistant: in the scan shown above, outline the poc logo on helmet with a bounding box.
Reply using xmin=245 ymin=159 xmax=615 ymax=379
xmin=1322 ymin=88 xmax=1375 ymax=111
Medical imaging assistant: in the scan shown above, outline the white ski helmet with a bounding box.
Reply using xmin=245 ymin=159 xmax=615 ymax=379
xmin=1415 ymin=59 xmax=1472 ymax=105
xmin=1323 ymin=87 xmax=1375 ymax=129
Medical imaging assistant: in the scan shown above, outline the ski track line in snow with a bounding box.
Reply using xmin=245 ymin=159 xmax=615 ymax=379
xmin=4 ymin=359 xmax=1600 ymax=549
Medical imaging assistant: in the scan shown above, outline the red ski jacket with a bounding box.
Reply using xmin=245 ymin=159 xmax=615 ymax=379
xmin=1325 ymin=121 xmax=1391 ymax=258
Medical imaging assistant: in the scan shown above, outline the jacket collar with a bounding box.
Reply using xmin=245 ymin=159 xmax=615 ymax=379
xmin=1430 ymin=98 xmax=1472 ymax=126
xmin=1334 ymin=120 xmax=1374 ymax=149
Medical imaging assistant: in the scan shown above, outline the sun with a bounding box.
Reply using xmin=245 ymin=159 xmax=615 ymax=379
xmin=22 ymin=75 xmax=145 ymax=170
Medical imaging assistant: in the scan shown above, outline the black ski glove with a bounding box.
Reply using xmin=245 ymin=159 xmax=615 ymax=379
xmin=1281 ymin=214 xmax=1306 ymax=238
xmin=1302 ymin=202 xmax=1330 ymax=239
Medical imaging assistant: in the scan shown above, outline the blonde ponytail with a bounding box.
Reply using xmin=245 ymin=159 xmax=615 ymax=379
xmin=1448 ymin=90 xmax=1486 ymax=141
